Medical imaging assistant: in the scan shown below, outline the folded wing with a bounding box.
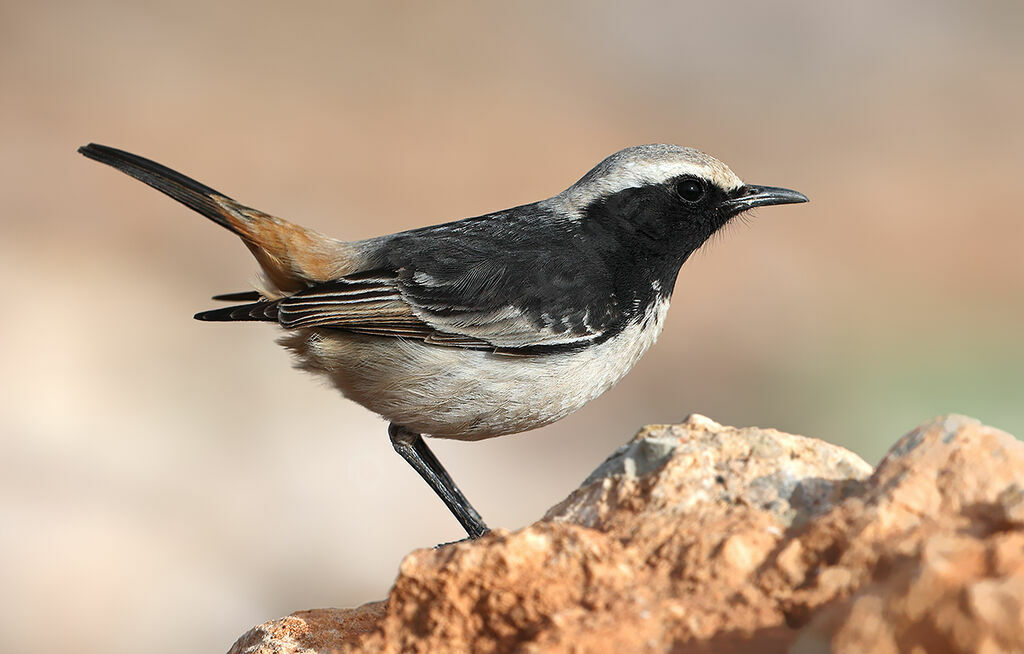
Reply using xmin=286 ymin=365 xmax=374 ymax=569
xmin=196 ymin=204 xmax=626 ymax=352
xmin=197 ymin=259 xmax=620 ymax=353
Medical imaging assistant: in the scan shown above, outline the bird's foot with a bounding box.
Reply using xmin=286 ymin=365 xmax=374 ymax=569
xmin=433 ymin=528 xmax=491 ymax=549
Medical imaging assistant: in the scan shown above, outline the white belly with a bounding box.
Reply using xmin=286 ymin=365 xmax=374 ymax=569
xmin=278 ymin=299 xmax=670 ymax=440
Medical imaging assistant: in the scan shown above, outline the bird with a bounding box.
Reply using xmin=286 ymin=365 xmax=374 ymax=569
xmin=78 ymin=142 xmax=808 ymax=539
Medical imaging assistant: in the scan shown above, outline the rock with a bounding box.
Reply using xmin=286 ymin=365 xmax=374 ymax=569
xmin=227 ymin=602 xmax=386 ymax=654
xmin=545 ymin=414 xmax=872 ymax=532
xmin=791 ymin=533 xmax=1024 ymax=654
xmin=761 ymin=415 xmax=1024 ymax=622
xmin=782 ymin=416 xmax=1024 ymax=653
xmin=227 ymin=414 xmax=1024 ymax=654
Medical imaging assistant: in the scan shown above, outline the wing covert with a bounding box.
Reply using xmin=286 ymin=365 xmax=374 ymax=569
xmin=275 ymin=205 xmax=626 ymax=351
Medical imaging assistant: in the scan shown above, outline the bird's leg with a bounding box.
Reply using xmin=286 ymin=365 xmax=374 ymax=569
xmin=388 ymin=423 xmax=490 ymax=539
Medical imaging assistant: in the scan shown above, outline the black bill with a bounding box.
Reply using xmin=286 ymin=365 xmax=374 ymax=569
xmin=721 ymin=184 xmax=809 ymax=218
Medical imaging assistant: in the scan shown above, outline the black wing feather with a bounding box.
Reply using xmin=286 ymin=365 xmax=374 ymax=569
xmin=191 ymin=204 xmax=635 ymax=351
xmin=211 ymin=291 xmax=262 ymax=302
xmin=194 ymin=302 xmax=279 ymax=322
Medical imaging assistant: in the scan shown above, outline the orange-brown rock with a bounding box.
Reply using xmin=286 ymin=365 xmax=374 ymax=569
xmin=227 ymin=602 xmax=385 ymax=654
xmin=227 ymin=414 xmax=1024 ymax=654
xmin=792 ymin=533 xmax=1024 ymax=654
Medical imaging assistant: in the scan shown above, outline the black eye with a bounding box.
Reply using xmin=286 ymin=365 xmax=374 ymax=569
xmin=675 ymin=178 xmax=706 ymax=202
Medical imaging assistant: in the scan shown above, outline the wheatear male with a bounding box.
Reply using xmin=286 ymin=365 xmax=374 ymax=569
xmin=79 ymin=143 xmax=808 ymax=538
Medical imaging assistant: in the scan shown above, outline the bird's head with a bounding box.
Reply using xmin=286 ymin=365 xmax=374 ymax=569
xmin=551 ymin=144 xmax=808 ymax=263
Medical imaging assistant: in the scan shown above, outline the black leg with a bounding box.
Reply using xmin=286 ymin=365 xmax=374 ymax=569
xmin=388 ymin=424 xmax=490 ymax=539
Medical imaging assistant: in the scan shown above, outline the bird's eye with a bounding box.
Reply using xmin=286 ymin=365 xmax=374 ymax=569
xmin=675 ymin=178 xmax=706 ymax=203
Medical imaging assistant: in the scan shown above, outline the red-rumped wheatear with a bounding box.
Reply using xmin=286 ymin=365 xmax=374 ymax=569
xmin=79 ymin=143 xmax=808 ymax=538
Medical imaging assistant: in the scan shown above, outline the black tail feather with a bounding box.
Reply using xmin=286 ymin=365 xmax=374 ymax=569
xmin=194 ymin=301 xmax=280 ymax=322
xmin=78 ymin=143 xmax=244 ymax=235
xmin=211 ymin=291 xmax=263 ymax=302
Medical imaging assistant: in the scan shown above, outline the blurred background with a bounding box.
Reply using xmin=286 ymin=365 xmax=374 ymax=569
xmin=2 ymin=1 xmax=1022 ymax=652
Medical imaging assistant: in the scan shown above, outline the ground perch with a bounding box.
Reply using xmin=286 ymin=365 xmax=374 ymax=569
xmin=228 ymin=414 xmax=1024 ymax=654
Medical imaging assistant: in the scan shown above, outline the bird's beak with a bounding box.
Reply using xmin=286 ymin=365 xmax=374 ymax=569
xmin=721 ymin=184 xmax=809 ymax=218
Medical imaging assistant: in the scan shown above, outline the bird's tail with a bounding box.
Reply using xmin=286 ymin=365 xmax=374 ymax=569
xmin=78 ymin=143 xmax=357 ymax=296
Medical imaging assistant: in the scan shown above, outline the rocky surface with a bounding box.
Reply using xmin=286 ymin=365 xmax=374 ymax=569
xmin=227 ymin=602 xmax=386 ymax=654
xmin=227 ymin=414 xmax=1024 ymax=654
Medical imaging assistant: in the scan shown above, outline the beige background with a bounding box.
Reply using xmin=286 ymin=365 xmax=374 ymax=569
xmin=2 ymin=1 xmax=1022 ymax=653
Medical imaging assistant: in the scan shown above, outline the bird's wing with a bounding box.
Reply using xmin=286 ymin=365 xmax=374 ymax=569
xmin=275 ymin=262 xmax=618 ymax=352
xmin=201 ymin=204 xmax=626 ymax=352
xmin=271 ymin=273 xmax=477 ymax=345
xmin=272 ymin=204 xmax=625 ymax=352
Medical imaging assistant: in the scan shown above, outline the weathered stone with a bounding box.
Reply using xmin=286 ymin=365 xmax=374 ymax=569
xmin=227 ymin=602 xmax=385 ymax=654
xmin=546 ymin=414 xmax=872 ymax=532
xmin=227 ymin=414 xmax=1024 ymax=654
